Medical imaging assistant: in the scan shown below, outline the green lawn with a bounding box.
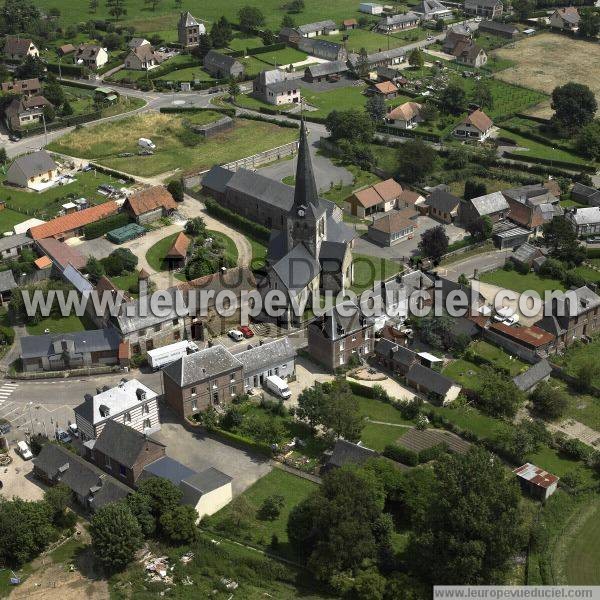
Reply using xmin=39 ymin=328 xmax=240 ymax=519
xmin=249 ymin=237 xmax=268 ymax=270
xmin=479 ymin=269 xmax=566 ymax=296
xmin=562 ymin=498 xmax=600 ymax=584
xmin=145 ymin=232 xmax=179 ymax=272
xmin=469 ymin=339 xmax=528 ymax=377
xmin=442 ymin=358 xmax=484 ymax=391
xmin=235 ymin=93 xmax=294 ymax=112
xmin=49 ymin=113 xmax=298 ymax=178
xmin=0 ymin=170 xmax=130 ymax=223
xmin=321 ymin=163 xmax=381 ymax=211
xmin=356 ymin=395 xmax=414 ymax=425
xmin=111 ymin=271 xmax=140 ymax=297
xmin=227 ymin=34 xmax=264 ymax=52
xmin=573 ymin=265 xmax=600 ymax=284
xmin=258 ymin=47 xmax=308 ymax=66
xmin=553 ymin=337 xmax=600 ymax=389
xmin=26 ymin=314 xmax=90 ymax=336
xmin=551 ymin=379 xmax=600 ymax=432
xmin=527 ymin=445 xmax=594 ymax=482
xmin=429 ymin=404 xmax=510 ymax=439
xmin=360 ymin=422 xmax=405 ymax=452
xmin=208 ymin=229 xmax=238 ymax=264
xmin=351 ymin=254 xmax=402 ymax=294
xmin=206 ymin=468 xmax=317 ymax=560
xmin=317 ymin=28 xmax=410 ymax=53
xmin=301 ymin=84 xmax=368 ymax=118
xmin=155 ymin=65 xmax=215 ymax=82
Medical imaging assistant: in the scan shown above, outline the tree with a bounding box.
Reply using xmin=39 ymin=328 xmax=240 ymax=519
xmin=0 ymin=147 xmax=7 ymax=165
xmin=466 ymin=215 xmax=492 ymax=241
xmin=228 ymin=78 xmax=241 ymax=99
xmin=551 ymin=82 xmax=597 ymax=133
xmin=543 ymin=216 xmax=585 ymax=264
xmin=531 ymin=381 xmax=568 ymax=420
xmin=261 ymin=28 xmax=276 ymax=45
xmin=90 ymin=502 xmax=143 ymax=572
xmin=281 ymin=14 xmax=295 ymax=28
xmin=288 ymin=0 xmax=305 ymax=12
xmin=476 ymin=367 xmax=525 ymax=418
xmin=126 ymin=491 xmax=156 ymax=536
xmin=44 ymin=484 xmax=72 ymax=526
xmin=258 ymin=494 xmax=285 ymax=520
xmin=354 ymin=566 xmax=387 ymax=600
xmin=185 ymin=216 xmax=207 ymax=237
xmin=420 ymin=101 xmax=439 ymax=124
xmin=43 ymin=78 xmax=65 ymax=106
xmin=464 ymin=180 xmax=487 ymax=201
xmin=575 ymin=119 xmax=600 ymax=160
xmin=409 ymin=448 xmax=525 ymax=584
xmin=86 ymin=256 xmax=105 ymax=283
xmin=0 ymin=498 xmax=55 ymax=567
xmin=0 ymin=0 xmax=40 ymax=34
xmin=457 ymin=273 xmax=469 ymax=286
xmin=210 ymin=17 xmax=233 ymax=48
xmin=408 ymin=48 xmax=424 ymax=69
xmin=418 ymin=225 xmax=449 ymax=262
xmin=238 ymin=5 xmax=265 ymax=31
xmin=366 ymin=94 xmax=386 ymax=123
xmin=136 ymin=478 xmax=182 ymax=521
xmin=574 ymin=357 xmax=600 ymax=393
xmin=396 ymin=138 xmax=436 ymax=184
xmin=512 ymin=0 xmax=535 ymax=20
xmin=192 ymin=34 xmax=212 ymax=59
xmin=579 ymin=7 xmax=600 ymax=38
xmin=106 ymin=0 xmax=127 ymax=21
xmin=322 ymin=378 xmax=364 ymax=441
xmin=15 ymin=56 xmax=44 ymax=79
xmin=144 ymin=0 xmax=162 ymax=11
xmin=89 ymin=0 xmax=99 ymax=9
xmin=325 ymin=109 xmax=374 ymax=143
xmin=355 ymin=47 xmax=370 ymax=78
xmin=167 ymin=179 xmax=184 ymax=202
xmin=43 ymin=104 xmax=56 ymax=123
xmin=439 ymin=81 xmax=466 ymax=114
xmin=296 ymin=383 xmax=327 ymax=430
xmin=472 ymin=80 xmax=493 ymax=110
xmin=288 ymin=467 xmax=386 ymax=583
xmin=61 ymin=100 xmax=74 ymax=116
xmin=160 ymin=505 xmax=198 ymax=544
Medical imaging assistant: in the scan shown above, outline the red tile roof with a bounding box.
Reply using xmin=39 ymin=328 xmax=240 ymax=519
xmin=370 ymin=209 xmax=417 ymax=233
xmin=166 ymin=232 xmax=190 ymax=258
xmin=29 ymin=201 xmax=119 ymax=240
xmin=374 ymin=81 xmax=398 ymax=95
xmin=36 ymin=237 xmax=87 ymax=270
xmin=125 ymin=186 xmax=177 ymax=217
xmin=462 ymin=108 xmax=493 ymax=132
xmin=34 ymin=255 xmax=52 ymax=269
xmin=490 ymin=322 xmax=555 ymax=347
xmin=118 ymin=340 xmax=130 ymax=360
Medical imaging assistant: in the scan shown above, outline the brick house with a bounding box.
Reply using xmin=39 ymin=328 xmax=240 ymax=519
xmin=162 ymin=345 xmax=244 ymax=419
xmin=86 ymin=419 xmax=166 ymax=488
xmin=178 ymin=11 xmax=205 ymax=47
xmin=307 ymin=301 xmax=374 ymax=370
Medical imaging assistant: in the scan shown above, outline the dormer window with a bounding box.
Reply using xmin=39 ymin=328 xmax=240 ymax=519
xmin=99 ymin=405 xmax=110 ymax=418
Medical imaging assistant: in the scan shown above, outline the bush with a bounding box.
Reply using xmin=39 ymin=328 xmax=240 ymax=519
xmin=84 ymin=213 xmax=131 ymax=240
xmin=383 ymin=444 xmax=418 ymax=466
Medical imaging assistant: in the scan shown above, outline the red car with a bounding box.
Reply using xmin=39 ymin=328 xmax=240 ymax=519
xmin=239 ymin=325 xmax=254 ymax=339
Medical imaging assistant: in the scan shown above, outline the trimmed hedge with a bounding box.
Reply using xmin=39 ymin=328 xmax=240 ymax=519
xmin=89 ymin=163 xmax=135 ymax=183
xmin=384 ymin=444 xmax=418 ymax=466
xmin=204 ymin=197 xmax=270 ymax=242
xmin=84 ymin=212 xmax=131 ymax=240
xmin=47 ymin=62 xmax=85 ymax=76
xmin=213 ymin=427 xmax=272 ymax=456
xmin=239 ymin=113 xmax=300 ymax=129
xmin=247 ymin=42 xmax=286 ymax=56
xmin=377 ymin=124 xmax=441 ymax=143
xmin=503 ymin=151 xmax=596 ymax=173
xmin=160 ymin=106 xmax=236 ymax=118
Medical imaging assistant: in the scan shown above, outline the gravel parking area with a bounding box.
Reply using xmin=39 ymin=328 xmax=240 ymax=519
xmin=0 ymin=450 xmax=46 ymax=501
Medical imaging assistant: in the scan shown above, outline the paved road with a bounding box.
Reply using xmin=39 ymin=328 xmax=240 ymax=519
xmin=434 ymin=248 xmax=511 ymax=281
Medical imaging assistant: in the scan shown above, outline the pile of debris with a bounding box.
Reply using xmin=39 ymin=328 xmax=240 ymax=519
xmin=143 ymin=553 xmax=173 ymax=584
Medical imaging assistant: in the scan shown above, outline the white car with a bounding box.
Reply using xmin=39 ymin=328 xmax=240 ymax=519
xmin=16 ymin=441 xmax=33 ymax=460
xmin=227 ymin=329 xmax=244 ymax=342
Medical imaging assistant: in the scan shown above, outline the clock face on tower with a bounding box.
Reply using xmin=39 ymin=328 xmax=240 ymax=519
xmin=298 ymin=208 xmax=305 ymax=217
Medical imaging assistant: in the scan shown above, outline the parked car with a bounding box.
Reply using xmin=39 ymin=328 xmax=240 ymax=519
xmin=239 ymin=325 xmax=254 ymax=339
xmin=68 ymin=423 xmax=79 ymax=438
xmin=55 ymin=429 xmax=72 ymax=443
xmin=227 ymin=329 xmax=244 ymax=342
xmin=8 ymin=134 xmax=21 ymax=142
xmin=16 ymin=441 xmax=32 ymax=460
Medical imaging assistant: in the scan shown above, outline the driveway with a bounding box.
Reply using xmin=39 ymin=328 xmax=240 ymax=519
xmin=0 ymin=451 xmax=46 ymax=501
xmin=152 ymin=405 xmax=271 ymax=496
xmin=287 ymin=356 xmax=335 ymax=406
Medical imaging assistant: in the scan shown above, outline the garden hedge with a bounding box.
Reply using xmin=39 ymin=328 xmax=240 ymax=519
xmin=213 ymin=427 xmax=273 ymax=456
xmin=239 ymin=113 xmax=299 ymax=129
xmin=384 ymin=444 xmax=419 ymax=466
xmin=88 ymin=163 xmax=135 ymax=183
xmin=84 ymin=212 xmax=131 ymax=240
xmin=204 ymin=198 xmax=270 ymax=242
xmin=503 ymin=151 xmax=596 ymax=173
xmin=160 ymin=106 xmax=236 ymax=118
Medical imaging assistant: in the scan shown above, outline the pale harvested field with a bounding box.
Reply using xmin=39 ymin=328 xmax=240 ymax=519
xmin=494 ymin=33 xmax=600 ymax=117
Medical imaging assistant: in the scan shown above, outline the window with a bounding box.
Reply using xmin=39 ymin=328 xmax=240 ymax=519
xmin=143 ymin=419 xmax=151 ymax=429
xmin=119 ymin=464 xmax=126 ymax=477
xmin=190 ymin=387 xmax=197 ymax=396
xmin=173 ymin=318 xmax=179 ymax=326
xmin=230 ymin=385 xmax=236 ymax=396
xmin=213 ymin=392 xmax=220 ymax=405
xmin=154 ymin=324 xmax=161 ymax=333
xmin=230 ymin=373 xmax=235 ymax=382
xmin=143 ymin=403 xmax=149 ymax=415
xmin=124 ymin=412 xmax=131 ymax=423
xmin=105 ymin=457 xmax=111 ymax=470
xmin=192 ymin=399 xmax=197 ymax=411
xmin=139 ymin=328 xmax=146 ymax=336
xmin=339 ymin=342 xmax=344 ymax=351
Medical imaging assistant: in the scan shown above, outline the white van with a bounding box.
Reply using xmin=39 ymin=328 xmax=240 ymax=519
xmin=138 ymin=137 xmax=156 ymax=150
xmin=227 ymin=330 xmax=244 ymax=342
xmin=147 ymin=340 xmax=199 ymax=371
xmin=16 ymin=441 xmax=32 ymax=460
xmin=265 ymin=375 xmax=291 ymax=400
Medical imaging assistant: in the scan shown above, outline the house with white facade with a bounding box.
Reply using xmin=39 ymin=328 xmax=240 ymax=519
xmin=74 ymin=378 xmax=160 ymax=441
xmin=452 ymin=108 xmax=493 ymax=141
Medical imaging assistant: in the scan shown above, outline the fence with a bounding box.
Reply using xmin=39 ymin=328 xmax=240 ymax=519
xmin=11 ymin=365 xmax=122 ymax=380
xmin=182 ymin=140 xmax=299 ymax=189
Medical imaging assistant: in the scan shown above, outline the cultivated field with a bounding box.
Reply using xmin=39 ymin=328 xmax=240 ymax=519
xmin=48 ymin=113 xmax=298 ymax=178
xmin=494 ymin=33 xmax=600 ymax=116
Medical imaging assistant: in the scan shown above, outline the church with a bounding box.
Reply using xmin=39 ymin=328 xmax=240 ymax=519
xmin=263 ymin=120 xmax=355 ymax=324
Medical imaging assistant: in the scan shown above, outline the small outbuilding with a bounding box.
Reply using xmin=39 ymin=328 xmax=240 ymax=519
xmin=513 ymin=463 xmax=559 ymax=501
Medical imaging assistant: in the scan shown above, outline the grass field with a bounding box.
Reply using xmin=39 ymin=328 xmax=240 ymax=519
xmin=479 ymin=269 xmax=566 ymax=296
xmin=301 ymin=84 xmax=368 ymax=118
xmin=351 ymin=253 xmax=402 ymax=294
xmin=360 ymin=422 xmax=406 ymax=451
xmin=26 ymin=314 xmax=90 ymax=336
xmin=0 ymin=170 xmax=129 ymax=225
xmin=356 ymin=395 xmax=414 ymax=425
xmin=207 ymin=468 xmax=317 ymax=560
xmin=257 ymin=47 xmax=308 ymax=66
xmin=554 ymin=337 xmax=600 ymax=389
xmin=470 ymin=339 xmax=528 ymax=377
xmin=562 ymin=498 xmax=600 ymax=584
xmin=155 ymin=65 xmax=214 ymax=82
xmin=317 ymin=28 xmax=413 ymax=53
xmin=146 ymin=232 xmax=179 ymax=272
xmin=443 ymin=358 xmax=484 ymax=390
xmin=49 ymin=113 xmax=298 ymax=178
xmin=111 ymin=271 xmax=140 ymax=296
xmin=228 ymin=34 xmax=264 ymax=52
xmin=494 ymin=33 xmax=600 ymax=116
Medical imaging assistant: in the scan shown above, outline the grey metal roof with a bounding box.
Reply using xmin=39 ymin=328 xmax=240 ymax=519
xmin=271 ymin=242 xmax=321 ymax=293
xmin=0 ymin=269 xmax=17 ymax=292
xmin=0 ymin=233 xmax=33 ymax=253
xmin=465 ymin=0 xmax=502 ymax=6
xmin=20 ymin=327 xmax=121 ymax=359
xmin=162 ymin=344 xmax=242 ymax=387
xmin=350 ymin=46 xmax=406 ymax=67
xmin=568 ymin=206 xmax=600 ymax=225
xmin=512 ymin=242 xmax=541 ymax=264
xmin=479 ymin=20 xmax=518 ymax=34
xmin=470 ymin=191 xmax=509 ymax=216
xmin=181 ymin=466 xmax=232 ymax=493
xmin=414 ymin=0 xmax=450 ymax=14
xmin=513 ymin=359 xmax=552 ymax=392
xmin=6 ymin=150 xmax=56 ymax=181
xmin=493 ymin=225 xmax=531 ymax=240
xmin=380 ymin=12 xmax=420 ymax=25
xmin=141 ymin=455 xmax=196 ymax=485
xmin=234 ymin=337 xmax=295 ymax=373
xmin=306 ymin=60 xmax=348 ymax=78
xmin=328 ymin=439 xmax=378 ymax=469
xmin=93 ymin=419 xmax=164 ymax=469
xmin=63 ymin=264 xmax=94 ymax=293
xmin=297 ymin=19 xmax=337 ymax=34
xmin=572 ymin=182 xmax=600 ymax=206
xmin=407 ymin=363 xmax=455 ymax=396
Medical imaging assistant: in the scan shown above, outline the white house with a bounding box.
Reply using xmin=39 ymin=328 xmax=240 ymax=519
xmin=75 ymin=44 xmax=109 ymax=69
xmin=549 ymin=7 xmax=580 ymax=31
xmin=453 ymin=108 xmax=493 ymax=141
xmin=297 ymin=20 xmax=338 ymax=37
xmin=565 ymin=206 xmax=600 ymax=238
xmin=73 ymin=378 xmax=160 ymax=441
xmin=235 ymin=337 xmax=296 ymax=391
xmin=5 ymin=150 xmax=59 ymax=190
xmin=360 ymin=2 xmax=384 ymax=14
xmin=386 ymin=101 xmax=423 ymax=129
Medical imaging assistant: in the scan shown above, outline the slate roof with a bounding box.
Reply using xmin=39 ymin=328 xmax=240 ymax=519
xmin=6 ymin=150 xmax=57 ymax=182
xmin=327 ymin=439 xmax=378 ymax=469
xmin=272 ymin=242 xmax=321 ymax=293
xmin=479 ymin=20 xmax=518 ymax=35
xmin=0 ymin=233 xmax=33 ymax=254
xmin=266 ymin=79 xmax=299 ymax=94
xmin=179 ymin=11 xmax=200 ymax=27
xmin=554 ymin=6 xmax=580 ymax=24
xmin=182 ymin=467 xmax=232 ymax=494
xmin=407 ymin=363 xmax=456 ymax=396
xmin=512 ymin=242 xmax=542 ymax=265
xmin=426 ymin=189 xmax=460 ymax=213
xmin=4 ymin=36 xmax=35 ymax=56
xmin=0 ymin=270 xmax=17 ymax=293
xmin=374 ymin=337 xmax=399 ymax=358
xmin=128 ymin=37 xmax=150 ymax=48
xmin=203 ymin=50 xmax=243 ymax=72
xmin=572 ymin=182 xmax=600 ymax=206
xmin=414 ymin=0 xmax=451 ymax=14
xmin=319 ymin=300 xmax=366 ymax=340
xmin=20 ymin=328 xmax=122 ymax=360
xmin=379 ymin=12 xmax=420 ymax=26
xmin=163 ymin=344 xmax=242 ymax=387
xmin=139 ymin=455 xmax=195 ymax=485
xmin=234 ymin=337 xmax=296 ymax=373
xmin=36 ymin=237 xmax=87 ymax=270
xmin=297 ymin=19 xmax=337 ymax=34
xmin=305 ymin=60 xmax=348 ymax=78
xmin=201 ymin=165 xmax=234 ymax=194
xmin=469 ymin=191 xmax=509 ymax=216
xmin=568 ymin=206 xmax=600 ymax=225
xmin=513 ymin=359 xmax=552 ymax=392
xmin=94 ymin=419 xmax=164 ymax=468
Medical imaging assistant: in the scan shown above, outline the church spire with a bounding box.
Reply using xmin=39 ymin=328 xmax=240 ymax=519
xmin=293 ymin=118 xmax=320 ymax=209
